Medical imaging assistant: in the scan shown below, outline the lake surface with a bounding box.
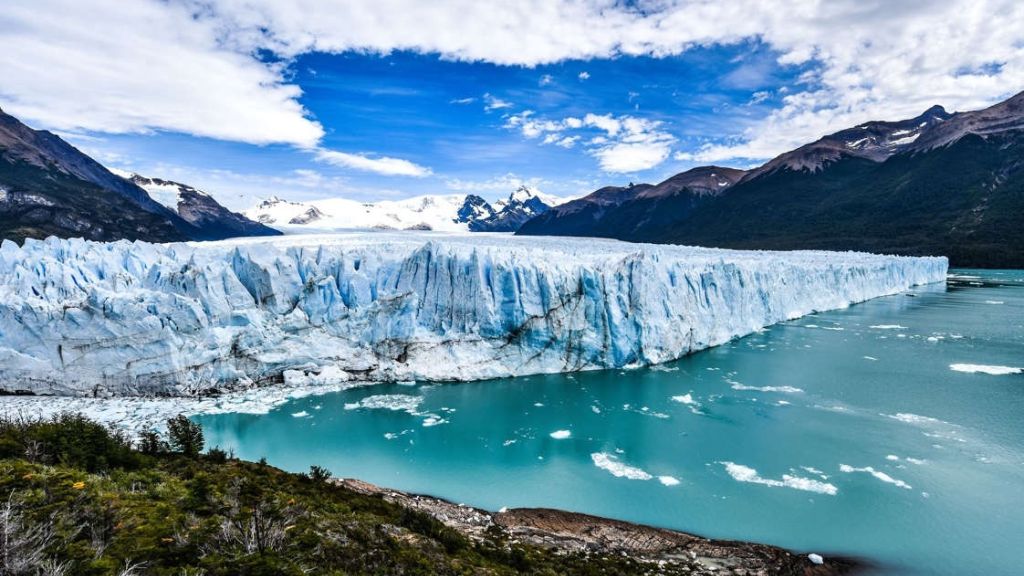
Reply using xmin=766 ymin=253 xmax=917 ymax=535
xmin=196 ymin=269 xmax=1024 ymax=576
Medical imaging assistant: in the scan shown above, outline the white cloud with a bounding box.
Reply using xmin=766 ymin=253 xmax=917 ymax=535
xmin=444 ymin=173 xmax=546 ymax=192
xmin=539 ymin=74 xmax=554 ymax=86
xmin=578 ymin=71 xmax=591 ymax=80
xmin=0 ymin=0 xmax=323 ymax=147
xmin=3 ymin=0 xmax=1022 ymax=167
xmin=506 ymin=110 xmax=675 ymax=172
xmin=314 ymin=149 xmax=433 ymax=177
xmin=483 ymin=93 xmax=514 ymax=111
xmin=449 ymin=97 xmax=477 ymax=104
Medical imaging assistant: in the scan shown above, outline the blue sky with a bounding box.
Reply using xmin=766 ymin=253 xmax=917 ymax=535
xmin=2 ymin=1 xmax=1021 ymax=210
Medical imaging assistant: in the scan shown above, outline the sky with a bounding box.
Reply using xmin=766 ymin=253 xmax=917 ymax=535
xmin=1 ymin=0 xmax=1023 ymax=210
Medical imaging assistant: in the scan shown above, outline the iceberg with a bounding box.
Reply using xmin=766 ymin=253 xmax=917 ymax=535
xmin=0 ymin=232 xmax=947 ymax=397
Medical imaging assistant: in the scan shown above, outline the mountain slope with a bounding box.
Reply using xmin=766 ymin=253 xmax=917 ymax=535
xmin=126 ymin=173 xmax=281 ymax=239
xmin=519 ymin=91 xmax=1024 ymax=268
xmin=0 ymin=108 xmax=192 ymax=242
xmin=517 ymin=166 xmax=744 ymax=238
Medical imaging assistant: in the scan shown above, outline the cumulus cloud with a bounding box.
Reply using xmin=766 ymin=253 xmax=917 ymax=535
xmin=3 ymin=0 xmax=1022 ymax=166
xmin=505 ymin=110 xmax=675 ymax=172
xmin=314 ymin=149 xmax=433 ymax=177
xmin=578 ymin=71 xmax=591 ymax=80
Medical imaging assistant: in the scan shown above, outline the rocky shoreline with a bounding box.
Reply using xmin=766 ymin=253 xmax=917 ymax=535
xmin=338 ymin=478 xmax=863 ymax=575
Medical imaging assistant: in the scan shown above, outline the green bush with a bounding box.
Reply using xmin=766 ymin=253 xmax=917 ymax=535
xmin=166 ymin=415 xmax=204 ymax=457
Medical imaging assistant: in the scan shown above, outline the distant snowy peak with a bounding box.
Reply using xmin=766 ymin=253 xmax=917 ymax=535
xmin=245 ymin=187 xmax=574 ymax=233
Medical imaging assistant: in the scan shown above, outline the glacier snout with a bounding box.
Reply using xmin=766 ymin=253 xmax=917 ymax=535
xmin=0 ymin=233 xmax=948 ymax=396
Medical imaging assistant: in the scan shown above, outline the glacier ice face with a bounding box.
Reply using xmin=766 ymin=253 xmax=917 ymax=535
xmin=0 ymin=232 xmax=947 ymax=397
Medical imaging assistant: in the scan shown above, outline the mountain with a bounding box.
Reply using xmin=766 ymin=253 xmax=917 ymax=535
xmin=518 ymin=91 xmax=1024 ymax=268
xmin=245 ymin=185 xmax=572 ymax=233
xmin=0 ymin=108 xmax=278 ymax=243
xmin=517 ymin=167 xmax=745 ymax=238
xmin=123 ymin=173 xmax=280 ymax=239
xmin=0 ymin=108 xmax=192 ymax=242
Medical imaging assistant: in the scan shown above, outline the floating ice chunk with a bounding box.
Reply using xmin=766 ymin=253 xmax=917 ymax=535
xmin=729 ymin=381 xmax=803 ymax=393
xmin=984 ymin=300 xmax=1004 ymax=305
xmin=658 ymin=476 xmax=681 ymax=486
xmin=549 ymin=430 xmax=571 ymax=439
xmin=421 ymin=415 xmax=448 ymax=427
xmin=870 ymin=324 xmax=907 ymax=330
xmin=533 ymin=402 xmax=545 ymax=407
xmin=671 ymin=394 xmax=696 ymax=405
xmin=839 ymin=464 xmax=912 ymax=489
xmin=291 ymin=410 xmax=310 ymax=418
xmin=720 ymin=462 xmax=838 ymax=495
xmin=949 ymin=363 xmax=1022 ymax=375
xmin=502 ymin=439 xmax=517 ymax=446
xmin=809 ymin=553 xmax=824 ymax=565
xmin=863 ymin=356 xmax=879 ymax=361
xmin=884 ymin=412 xmax=944 ymax=425
xmin=591 ymin=452 xmax=653 ymax=480
xmin=344 ymin=394 xmax=423 ymax=414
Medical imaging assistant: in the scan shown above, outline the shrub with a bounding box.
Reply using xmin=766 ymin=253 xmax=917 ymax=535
xmin=137 ymin=429 xmax=167 ymax=455
xmin=166 ymin=415 xmax=204 ymax=457
xmin=308 ymin=465 xmax=332 ymax=482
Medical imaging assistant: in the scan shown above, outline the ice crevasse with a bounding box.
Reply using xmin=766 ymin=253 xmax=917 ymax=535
xmin=0 ymin=232 xmax=948 ymax=396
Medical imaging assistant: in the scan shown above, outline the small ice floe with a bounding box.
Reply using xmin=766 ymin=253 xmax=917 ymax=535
xmin=839 ymin=464 xmax=912 ymax=489
xmin=533 ymin=402 xmax=545 ymax=407
xmin=886 ymin=455 xmax=900 ymax=461
xmin=984 ymin=300 xmax=1004 ymax=305
xmin=808 ymin=553 xmax=824 ymax=565
xmin=421 ymin=415 xmax=448 ymax=427
xmin=549 ymin=430 xmax=571 ymax=439
xmin=776 ymin=400 xmax=791 ymax=406
xmin=719 ymin=462 xmax=837 ymax=495
xmin=344 ymin=394 xmax=423 ymax=414
xmin=291 ymin=410 xmax=310 ymax=418
xmin=591 ymin=405 xmax=602 ymax=414
xmin=672 ymin=393 xmax=697 ymax=405
xmin=729 ymin=380 xmax=803 ymax=394
xmin=884 ymin=412 xmax=944 ymax=425
xmin=863 ymin=356 xmax=879 ymax=361
xmin=800 ymin=466 xmax=828 ymax=479
xmin=591 ymin=452 xmax=653 ymax=480
xmin=658 ymin=475 xmax=681 ymax=486
xmin=870 ymin=324 xmax=907 ymax=330
xmin=502 ymin=439 xmax=517 ymax=446
xmin=949 ymin=363 xmax=1023 ymax=375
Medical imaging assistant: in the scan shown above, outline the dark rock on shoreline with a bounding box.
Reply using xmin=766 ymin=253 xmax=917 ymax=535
xmin=338 ymin=478 xmax=863 ymax=576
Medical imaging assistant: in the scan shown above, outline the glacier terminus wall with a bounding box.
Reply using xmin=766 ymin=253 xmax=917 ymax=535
xmin=0 ymin=232 xmax=948 ymax=396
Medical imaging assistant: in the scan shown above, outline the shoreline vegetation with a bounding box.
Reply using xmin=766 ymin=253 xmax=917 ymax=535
xmin=0 ymin=412 xmax=860 ymax=575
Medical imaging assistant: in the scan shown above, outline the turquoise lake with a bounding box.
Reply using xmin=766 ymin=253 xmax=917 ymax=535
xmin=196 ymin=269 xmax=1024 ymax=576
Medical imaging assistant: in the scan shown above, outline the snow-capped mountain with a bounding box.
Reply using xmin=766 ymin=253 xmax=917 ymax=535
xmin=119 ymin=172 xmax=280 ymax=239
xmin=245 ymin=185 xmax=573 ymax=233
xmin=0 ymin=232 xmax=946 ymax=395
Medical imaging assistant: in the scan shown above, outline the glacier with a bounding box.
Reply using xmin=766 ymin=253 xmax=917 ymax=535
xmin=0 ymin=232 xmax=947 ymax=397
